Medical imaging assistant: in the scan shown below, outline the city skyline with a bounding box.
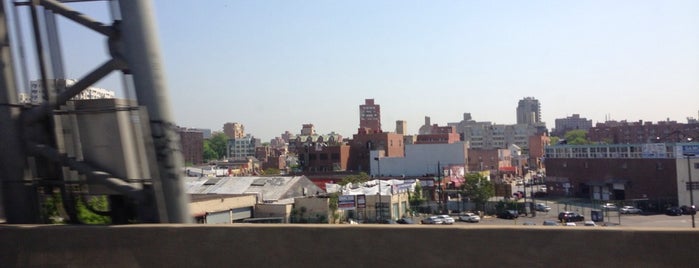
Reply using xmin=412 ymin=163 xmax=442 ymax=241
xmin=9 ymin=0 xmax=699 ymax=141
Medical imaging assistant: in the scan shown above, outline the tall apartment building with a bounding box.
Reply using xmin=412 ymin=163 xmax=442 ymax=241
xmin=300 ymin=124 xmax=317 ymax=136
xmin=359 ymin=99 xmax=381 ymax=133
xmin=29 ymin=79 xmax=115 ymax=104
xmin=553 ymin=114 xmax=593 ymax=137
xmin=350 ymin=99 xmax=404 ymax=173
xmin=588 ymin=120 xmax=699 ymax=144
xmin=516 ymin=97 xmax=541 ymax=125
xmin=227 ymin=134 xmax=261 ymax=161
xmin=223 ymin=122 xmax=245 ymax=139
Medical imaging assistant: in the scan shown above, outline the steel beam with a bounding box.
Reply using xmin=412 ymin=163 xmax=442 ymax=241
xmin=118 ymin=0 xmax=191 ymax=223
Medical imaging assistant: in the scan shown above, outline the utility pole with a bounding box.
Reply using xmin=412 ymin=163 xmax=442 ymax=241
xmin=685 ymin=153 xmax=695 ymax=228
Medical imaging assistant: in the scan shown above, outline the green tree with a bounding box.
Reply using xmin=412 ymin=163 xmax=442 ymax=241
xmin=409 ymin=183 xmax=425 ymax=209
xmin=76 ymin=196 xmax=111 ymax=224
xmin=208 ymin=132 xmax=229 ymax=160
xmin=460 ymin=173 xmax=494 ymax=212
xmin=263 ymin=168 xmax=281 ymax=175
xmin=203 ymin=140 xmax=218 ymax=161
xmin=563 ymin=129 xmax=590 ymax=145
xmin=549 ymin=136 xmax=560 ymax=145
xmin=339 ymin=172 xmax=370 ymax=186
xmin=328 ymin=193 xmax=339 ymax=224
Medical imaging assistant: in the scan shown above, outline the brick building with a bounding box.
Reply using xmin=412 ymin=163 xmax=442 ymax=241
xmin=359 ymin=99 xmax=381 ymax=132
xmin=178 ymin=128 xmax=204 ymax=165
xmin=415 ymin=124 xmax=460 ymax=144
xmin=588 ymin=120 xmax=699 ymax=144
xmin=544 ymin=143 xmax=699 ymax=209
xmin=349 ymin=131 xmax=405 ymax=173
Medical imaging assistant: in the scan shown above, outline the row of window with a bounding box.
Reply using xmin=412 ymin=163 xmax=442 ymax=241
xmin=302 ymin=153 xmax=341 ymax=161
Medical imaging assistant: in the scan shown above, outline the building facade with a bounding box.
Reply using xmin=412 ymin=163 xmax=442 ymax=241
xmin=29 ymin=79 xmax=115 ymax=104
xmin=544 ymin=143 xmax=699 ymax=209
xmin=516 ymin=97 xmax=541 ymax=125
xmin=223 ymin=122 xmax=245 ymax=139
xmin=178 ymin=127 xmax=204 ymax=165
xmin=396 ymin=120 xmax=407 ymax=135
xmin=588 ymin=120 xmax=699 ymax=144
xmin=350 ymin=131 xmax=405 ymax=173
xmin=448 ymin=113 xmax=545 ymax=150
xmin=359 ymin=99 xmax=382 ymax=133
xmin=415 ymin=124 xmax=461 ymax=144
xmin=227 ymin=134 xmax=261 ymax=161
xmin=553 ymin=114 xmax=593 ymax=137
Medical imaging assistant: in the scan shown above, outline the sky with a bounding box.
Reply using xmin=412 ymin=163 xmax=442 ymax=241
xmin=8 ymin=0 xmax=699 ymax=141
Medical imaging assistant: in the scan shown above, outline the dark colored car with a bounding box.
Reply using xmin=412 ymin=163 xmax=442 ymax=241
xmin=666 ymin=207 xmax=683 ymax=216
xmin=558 ymin=211 xmax=584 ymax=222
xmin=497 ymin=210 xmax=519 ymax=219
xmin=680 ymin=205 xmax=696 ymax=215
xmin=397 ymin=218 xmax=415 ymax=224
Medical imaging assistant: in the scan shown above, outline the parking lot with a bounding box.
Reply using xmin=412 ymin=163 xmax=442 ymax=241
xmin=412 ymin=199 xmax=697 ymax=228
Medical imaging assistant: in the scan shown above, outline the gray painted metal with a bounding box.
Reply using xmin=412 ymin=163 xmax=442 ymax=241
xmin=205 ymin=210 xmax=231 ymax=224
xmin=118 ymin=0 xmax=191 ymax=223
xmin=0 ymin=2 xmax=40 ymax=223
xmin=231 ymin=207 xmax=252 ymax=221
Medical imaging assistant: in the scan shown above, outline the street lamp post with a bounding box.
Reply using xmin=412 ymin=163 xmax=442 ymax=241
xmin=374 ymin=157 xmax=381 ymax=222
xmin=684 ymin=153 xmax=695 ymax=228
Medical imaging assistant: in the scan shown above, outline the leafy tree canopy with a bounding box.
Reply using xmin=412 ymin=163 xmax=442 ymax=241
xmin=460 ymin=173 xmax=494 ymax=209
xmin=208 ymin=132 xmax=229 ymax=160
xmin=339 ymin=172 xmax=370 ymax=186
xmin=563 ymin=129 xmax=590 ymax=145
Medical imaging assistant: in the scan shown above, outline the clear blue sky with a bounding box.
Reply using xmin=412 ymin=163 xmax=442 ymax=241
xmin=13 ymin=0 xmax=699 ymax=141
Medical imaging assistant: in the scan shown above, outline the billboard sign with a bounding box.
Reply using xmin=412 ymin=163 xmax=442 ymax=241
xmin=680 ymin=144 xmax=699 ymax=156
xmin=338 ymin=195 xmax=356 ymax=210
xmin=357 ymin=195 xmax=366 ymax=209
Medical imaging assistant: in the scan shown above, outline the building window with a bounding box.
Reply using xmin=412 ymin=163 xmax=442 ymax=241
xmin=320 ymin=153 xmax=328 ymax=160
xmin=331 ymin=153 xmax=340 ymax=160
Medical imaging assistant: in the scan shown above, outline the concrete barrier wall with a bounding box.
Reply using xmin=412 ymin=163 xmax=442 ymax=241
xmin=1 ymin=225 xmax=697 ymax=267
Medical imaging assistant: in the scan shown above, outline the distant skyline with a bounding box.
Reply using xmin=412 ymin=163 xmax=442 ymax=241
xmin=8 ymin=1 xmax=699 ymax=141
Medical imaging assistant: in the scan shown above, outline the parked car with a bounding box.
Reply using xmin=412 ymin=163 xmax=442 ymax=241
xmin=619 ymin=206 xmax=643 ymax=214
xmin=437 ymin=215 xmax=455 ymax=224
xmin=379 ymin=219 xmax=397 ymax=224
xmin=535 ymin=203 xmax=551 ymax=212
xmin=421 ymin=216 xmax=444 ymax=224
xmin=601 ymin=203 xmax=618 ymax=210
xmin=397 ymin=218 xmax=415 ymax=224
xmin=458 ymin=213 xmax=481 ymax=223
xmin=497 ymin=210 xmax=519 ymax=219
xmin=584 ymin=221 xmax=597 ymax=226
xmin=665 ymin=207 xmax=683 ymax=216
xmin=558 ymin=211 xmax=584 ymax=222
xmin=680 ymin=205 xmax=697 ymax=215
xmin=522 ymin=221 xmax=536 ymax=226
xmin=565 ymin=222 xmax=577 ymax=226
xmin=542 ymin=220 xmax=558 ymax=226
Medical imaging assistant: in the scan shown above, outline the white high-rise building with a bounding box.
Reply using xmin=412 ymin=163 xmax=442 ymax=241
xmin=29 ymin=79 xmax=115 ymax=104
